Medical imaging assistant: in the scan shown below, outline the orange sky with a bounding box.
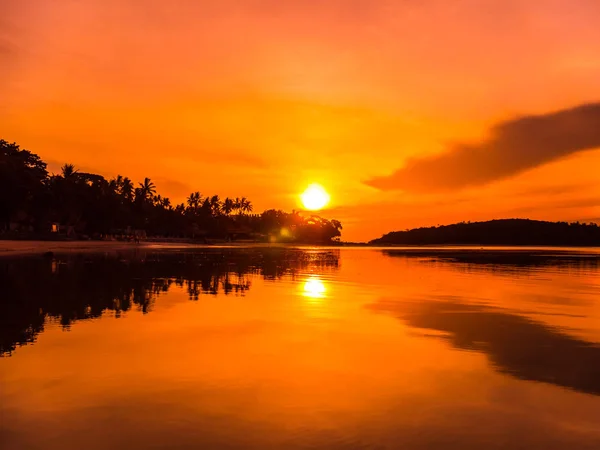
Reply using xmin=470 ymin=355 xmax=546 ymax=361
xmin=2 ymin=0 xmax=600 ymax=241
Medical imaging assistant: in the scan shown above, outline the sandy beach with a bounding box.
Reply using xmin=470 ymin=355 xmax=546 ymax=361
xmin=0 ymin=240 xmax=213 ymax=257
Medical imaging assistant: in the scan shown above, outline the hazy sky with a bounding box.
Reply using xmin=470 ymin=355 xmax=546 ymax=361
xmin=2 ymin=0 xmax=600 ymax=240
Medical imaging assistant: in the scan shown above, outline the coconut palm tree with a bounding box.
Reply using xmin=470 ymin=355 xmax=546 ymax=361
xmin=209 ymin=195 xmax=221 ymax=216
xmin=240 ymin=197 xmax=253 ymax=215
xmin=136 ymin=177 xmax=156 ymax=202
xmin=187 ymin=192 xmax=202 ymax=213
xmin=61 ymin=163 xmax=78 ymax=179
xmin=223 ymin=197 xmax=234 ymax=216
xmin=175 ymin=203 xmax=186 ymax=214
xmin=234 ymin=197 xmax=242 ymax=215
xmin=121 ymin=177 xmax=134 ymax=200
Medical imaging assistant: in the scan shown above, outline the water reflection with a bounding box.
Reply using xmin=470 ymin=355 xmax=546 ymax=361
xmin=383 ymin=248 xmax=600 ymax=275
xmin=2 ymin=247 xmax=600 ymax=450
xmin=0 ymin=248 xmax=340 ymax=356
xmin=371 ymin=298 xmax=600 ymax=396
xmin=302 ymin=277 xmax=327 ymax=299
xmin=375 ymin=248 xmax=600 ymax=396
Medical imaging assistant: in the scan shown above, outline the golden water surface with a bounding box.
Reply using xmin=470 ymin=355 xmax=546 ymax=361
xmin=1 ymin=246 xmax=600 ymax=449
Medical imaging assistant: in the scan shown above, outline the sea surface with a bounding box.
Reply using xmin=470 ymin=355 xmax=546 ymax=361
xmin=1 ymin=244 xmax=600 ymax=449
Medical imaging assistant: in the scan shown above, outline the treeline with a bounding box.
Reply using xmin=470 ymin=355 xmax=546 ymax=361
xmin=0 ymin=140 xmax=342 ymax=243
xmin=371 ymin=219 xmax=600 ymax=246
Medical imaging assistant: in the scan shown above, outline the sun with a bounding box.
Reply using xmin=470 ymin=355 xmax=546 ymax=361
xmin=301 ymin=184 xmax=330 ymax=211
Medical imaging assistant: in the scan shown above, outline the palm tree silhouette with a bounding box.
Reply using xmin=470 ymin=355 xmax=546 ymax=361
xmin=187 ymin=192 xmax=202 ymax=213
xmin=210 ymin=195 xmax=221 ymax=216
xmin=2 ymin=137 xmax=347 ymax=243
xmin=223 ymin=197 xmax=234 ymax=216
xmin=61 ymin=163 xmax=78 ymax=179
xmin=137 ymin=178 xmax=156 ymax=202
xmin=108 ymin=174 xmax=124 ymax=193
xmin=121 ymin=177 xmax=134 ymax=200
xmin=240 ymin=197 xmax=253 ymax=215
xmin=234 ymin=197 xmax=242 ymax=215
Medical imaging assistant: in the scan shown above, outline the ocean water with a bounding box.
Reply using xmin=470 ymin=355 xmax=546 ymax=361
xmin=1 ymin=246 xmax=600 ymax=449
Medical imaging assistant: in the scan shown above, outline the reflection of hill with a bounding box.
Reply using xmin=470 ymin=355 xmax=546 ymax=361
xmin=383 ymin=249 xmax=600 ymax=274
xmin=0 ymin=248 xmax=339 ymax=356
xmin=370 ymin=299 xmax=600 ymax=396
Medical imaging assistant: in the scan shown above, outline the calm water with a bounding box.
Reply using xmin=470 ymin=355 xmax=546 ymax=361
xmin=1 ymin=246 xmax=600 ymax=449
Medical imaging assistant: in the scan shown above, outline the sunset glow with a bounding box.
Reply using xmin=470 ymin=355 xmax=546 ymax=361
xmin=1 ymin=1 xmax=599 ymax=241
xmin=3 ymin=2 xmax=600 ymax=446
xmin=301 ymin=184 xmax=330 ymax=211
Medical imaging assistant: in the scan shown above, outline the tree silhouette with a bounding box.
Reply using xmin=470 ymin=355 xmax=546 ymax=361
xmin=240 ymin=197 xmax=253 ymax=215
xmin=371 ymin=219 xmax=600 ymax=246
xmin=1 ymin=139 xmax=345 ymax=243
xmin=121 ymin=177 xmax=134 ymax=200
xmin=233 ymin=197 xmax=241 ymax=215
xmin=223 ymin=197 xmax=234 ymax=216
xmin=187 ymin=192 xmax=202 ymax=216
xmin=61 ymin=163 xmax=78 ymax=179
xmin=0 ymin=140 xmax=48 ymax=230
xmin=136 ymin=177 xmax=156 ymax=202
xmin=210 ymin=195 xmax=221 ymax=216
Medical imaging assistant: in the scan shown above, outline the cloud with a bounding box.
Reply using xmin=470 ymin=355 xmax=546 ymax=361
xmin=366 ymin=102 xmax=600 ymax=192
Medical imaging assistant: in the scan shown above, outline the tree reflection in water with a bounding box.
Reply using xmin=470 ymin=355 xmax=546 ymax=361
xmin=0 ymin=248 xmax=339 ymax=356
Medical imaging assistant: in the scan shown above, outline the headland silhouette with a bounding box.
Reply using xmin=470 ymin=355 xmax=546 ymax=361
xmin=371 ymin=219 xmax=600 ymax=246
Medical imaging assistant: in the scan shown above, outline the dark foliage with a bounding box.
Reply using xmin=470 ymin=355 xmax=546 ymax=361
xmin=371 ymin=219 xmax=600 ymax=246
xmin=0 ymin=140 xmax=342 ymax=243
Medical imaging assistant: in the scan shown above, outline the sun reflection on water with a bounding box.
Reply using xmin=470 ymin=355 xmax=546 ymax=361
xmin=302 ymin=276 xmax=326 ymax=299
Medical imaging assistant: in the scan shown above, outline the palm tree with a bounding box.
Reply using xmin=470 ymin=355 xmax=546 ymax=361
xmin=240 ymin=197 xmax=253 ymax=215
xmin=61 ymin=163 xmax=78 ymax=179
xmin=121 ymin=177 xmax=134 ymax=200
xmin=209 ymin=195 xmax=221 ymax=216
xmin=137 ymin=177 xmax=156 ymax=202
xmin=187 ymin=192 xmax=202 ymax=212
xmin=234 ymin=197 xmax=242 ymax=215
xmin=223 ymin=197 xmax=234 ymax=216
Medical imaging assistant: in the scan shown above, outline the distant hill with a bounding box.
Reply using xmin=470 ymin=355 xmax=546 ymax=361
xmin=370 ymin=219 xmax=600 ymax=246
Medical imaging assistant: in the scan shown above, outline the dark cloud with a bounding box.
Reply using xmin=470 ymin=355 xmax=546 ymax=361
xmin=366 ymin=102 xmax=600 ymax=192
